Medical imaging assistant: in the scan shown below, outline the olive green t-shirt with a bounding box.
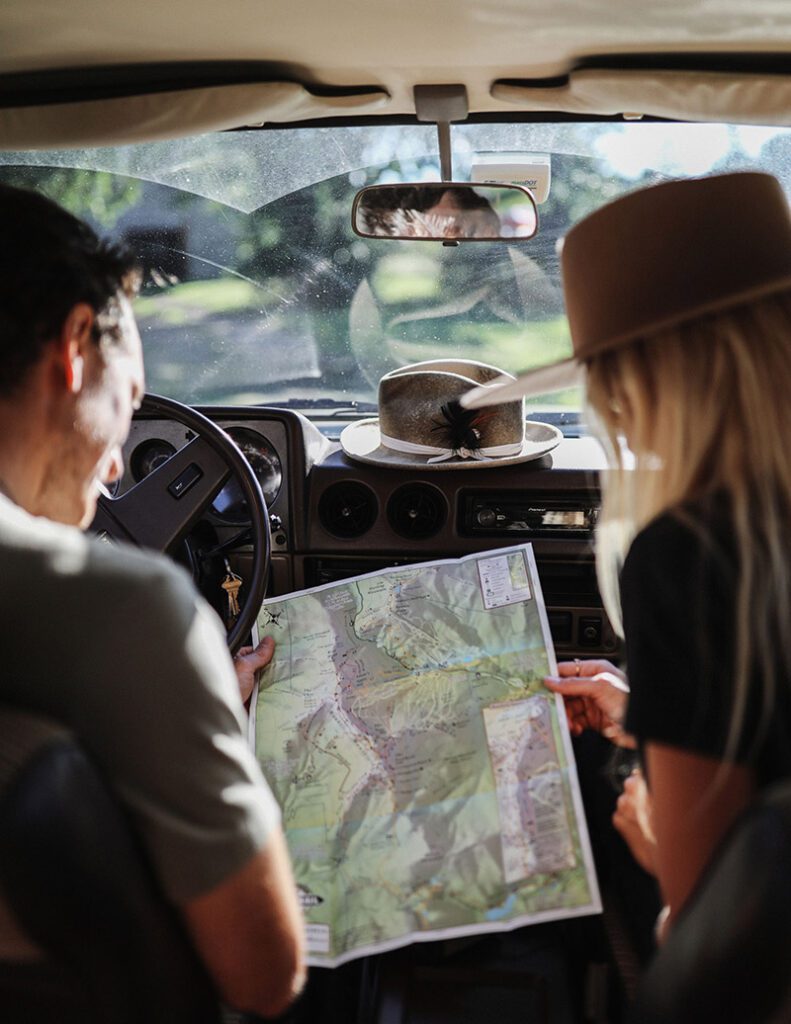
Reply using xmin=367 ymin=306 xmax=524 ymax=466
xmin=0 ymin=493 xmax=280 ymax=903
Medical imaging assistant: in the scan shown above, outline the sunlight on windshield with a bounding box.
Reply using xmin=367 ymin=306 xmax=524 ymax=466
xmin=592 ymin=123 xmax=782 ymax=179
xmin=2 ymin=122 xmax=791 ymax=415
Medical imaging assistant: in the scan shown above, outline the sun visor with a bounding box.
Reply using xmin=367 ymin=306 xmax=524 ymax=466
xmin=0 ymin=81 xmax=391 ymax=149
xmin=492 ymin=69 xmax=791 ymax=123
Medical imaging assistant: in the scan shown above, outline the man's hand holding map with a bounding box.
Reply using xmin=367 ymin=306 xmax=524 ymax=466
xmin=252 ymin=544 xmax=601 ymax=966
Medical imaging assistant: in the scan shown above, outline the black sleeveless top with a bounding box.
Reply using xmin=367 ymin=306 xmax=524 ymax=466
xmin=621 ymin=500 xmax=791 ymax=786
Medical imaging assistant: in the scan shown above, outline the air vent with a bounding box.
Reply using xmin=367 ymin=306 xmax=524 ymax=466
xmin=387 ymin=484 xmax=447 ymax=540
xmin=318 ymin=482 xmax=378 ymax=538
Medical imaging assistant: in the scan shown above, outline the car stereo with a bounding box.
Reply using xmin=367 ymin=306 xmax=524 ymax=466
xmin=460 ymin=493 xmax=599 ymax=538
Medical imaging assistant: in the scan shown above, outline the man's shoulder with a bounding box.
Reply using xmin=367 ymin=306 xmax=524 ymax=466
xmin=0 ymin=499 xmax=197 ymax=627
xmin=87 ymin=534 xmax=195 ymax=603
xmin=86 ymin=538 xmax=199 ymax=637
xmin=0 ymin=498 xmax=234 ymax=740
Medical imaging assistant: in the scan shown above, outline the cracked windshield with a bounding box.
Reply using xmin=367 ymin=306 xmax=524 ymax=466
xmin=3 ymin=122 xmax=791 ymax=425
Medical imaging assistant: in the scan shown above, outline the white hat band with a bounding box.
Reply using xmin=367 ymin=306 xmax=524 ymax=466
xmin=379 ymin=432 xmax=526 ymax=464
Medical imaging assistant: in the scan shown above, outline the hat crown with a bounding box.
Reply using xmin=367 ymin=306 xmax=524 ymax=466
xmin=339 ymin=358 xmax=562 ymax=468
xmin=561 ymin=172 xmax=791 ymax=358
xmin=378 ymin=360 xmax=524 ymax=452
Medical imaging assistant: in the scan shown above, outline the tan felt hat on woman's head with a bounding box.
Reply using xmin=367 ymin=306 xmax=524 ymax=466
xmin=340 ymin=359 xmax=561 ymax=468
xmin=462 ymin=172 xmax=791 ymax=410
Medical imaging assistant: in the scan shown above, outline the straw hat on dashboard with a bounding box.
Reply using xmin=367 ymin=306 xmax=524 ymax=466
xmin=461 ymin=172 xmax=791 ymax=410
xmin=340 ymin=360 xmax=561 ymax=469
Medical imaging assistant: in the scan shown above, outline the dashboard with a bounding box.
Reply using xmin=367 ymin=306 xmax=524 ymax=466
xmin=120 ymin=406 xmax=619 ymax=659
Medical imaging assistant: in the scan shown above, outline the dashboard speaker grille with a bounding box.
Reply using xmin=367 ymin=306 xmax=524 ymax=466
xmin=387 ymin=484 xmax=447 ymax=539
xmin=318 ymin=481 xmax=378 ymax=538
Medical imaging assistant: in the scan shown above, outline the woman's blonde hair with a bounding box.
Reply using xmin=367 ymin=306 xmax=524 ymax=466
xmin=587 ymin=289 xmax=791 ymax=759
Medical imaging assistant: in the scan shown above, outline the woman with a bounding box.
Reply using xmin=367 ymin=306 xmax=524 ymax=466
xmin=463 ymin=170 xmax=791 ymax=933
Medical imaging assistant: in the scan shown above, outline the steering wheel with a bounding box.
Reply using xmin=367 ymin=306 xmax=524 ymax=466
xmin=91 ymin=393 xmax=270 ymax=654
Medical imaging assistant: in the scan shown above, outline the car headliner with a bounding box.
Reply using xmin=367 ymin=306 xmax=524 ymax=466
xmin=3 ymin=0 xmax=791 ymax=146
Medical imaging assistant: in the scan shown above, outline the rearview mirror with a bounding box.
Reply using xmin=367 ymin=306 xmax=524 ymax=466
xmin=351 ymin=182 xmax=538 ymax=242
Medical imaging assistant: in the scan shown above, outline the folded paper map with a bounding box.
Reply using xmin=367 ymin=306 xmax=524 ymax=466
xmin=252 ymin=544 xmax=601 ymax=966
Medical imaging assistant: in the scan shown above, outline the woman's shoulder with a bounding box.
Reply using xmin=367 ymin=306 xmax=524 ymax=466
xmin=623 ymin=495 xmax=735 ymax=582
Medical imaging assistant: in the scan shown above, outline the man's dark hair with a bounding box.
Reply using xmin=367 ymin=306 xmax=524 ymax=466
xmin=0 ymin=184 xmax=140 ymax=396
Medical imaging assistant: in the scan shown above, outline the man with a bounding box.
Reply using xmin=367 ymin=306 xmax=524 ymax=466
xmin=0 ymin=184 xmax=305 ymax=1016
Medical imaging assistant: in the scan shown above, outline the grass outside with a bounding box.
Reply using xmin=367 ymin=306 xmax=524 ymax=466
xmin=134 ymin=277 xmax=286 ymax=326
xmin=387 ymin=318 xmax=570 ymax=366
xmin=133 ymin=277 xmax=581 ymax=410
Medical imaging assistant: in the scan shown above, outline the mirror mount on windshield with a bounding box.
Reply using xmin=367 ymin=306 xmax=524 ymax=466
xmin=353 ymin=85 xmax=539 ymax=244
xmin=414 ymin=84 xmax=469 ymax=182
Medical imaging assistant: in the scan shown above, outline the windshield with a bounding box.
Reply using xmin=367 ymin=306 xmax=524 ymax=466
xmin=3 ymin=122 xmax=791 ymax=418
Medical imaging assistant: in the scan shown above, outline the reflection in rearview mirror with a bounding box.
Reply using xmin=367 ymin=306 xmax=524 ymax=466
xmin=351 ymin=182 xmax=538 ymax=242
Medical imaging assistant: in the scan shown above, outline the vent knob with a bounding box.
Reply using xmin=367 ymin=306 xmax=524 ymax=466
xmin=318 ymin=482 xmax=378 ymax=538
xmin=387 ymin=484 xmax=447 ymax=540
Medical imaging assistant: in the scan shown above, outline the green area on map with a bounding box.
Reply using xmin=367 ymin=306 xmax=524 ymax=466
xmin=254 ymin=546 xmax=599 ymax=964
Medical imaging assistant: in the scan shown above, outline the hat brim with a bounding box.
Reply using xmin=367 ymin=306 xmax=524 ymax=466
xmin=340 ymin=418 xmax=562 ymax=469
xmin=460 ymin=357 xmax=585 ymax=410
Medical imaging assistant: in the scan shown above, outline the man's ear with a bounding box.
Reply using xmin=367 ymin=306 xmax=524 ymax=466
xmin=57 ymin=303 xmax=95 ymax=394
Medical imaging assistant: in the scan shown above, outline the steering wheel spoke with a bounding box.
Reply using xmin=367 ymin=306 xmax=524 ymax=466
xmin=94 ymin=435 xmax=231 ymax=552
xmin=90 ymin=394 xmax=270 ymax=653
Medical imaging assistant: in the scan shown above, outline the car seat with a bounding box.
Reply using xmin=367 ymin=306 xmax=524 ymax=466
xmin=629 ymin=779 xmax=791 ymax=1023
xmin=0 ymin=705 xmax=222 ymax=1024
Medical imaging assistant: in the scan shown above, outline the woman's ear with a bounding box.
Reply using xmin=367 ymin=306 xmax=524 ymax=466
xmin=610 ymin=371 xmax=644 ymax=451
xmin=57 ymin=303 xmax=95 ymax=394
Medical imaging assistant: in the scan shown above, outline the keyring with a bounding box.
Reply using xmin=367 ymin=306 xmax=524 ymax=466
xmin=573 ymin=657 xmax=581 ymax=676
